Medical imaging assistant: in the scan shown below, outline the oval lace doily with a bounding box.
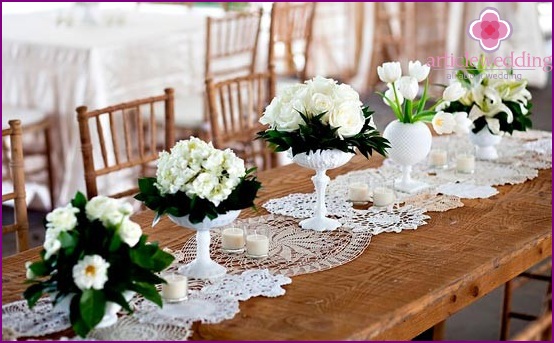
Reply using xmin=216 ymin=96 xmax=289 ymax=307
xmin=437 ymin=182 xmax=499 ymax=199
xmin=87 ymin=316 xmax=191 ymax=341
xmin=174 ymin=214 xmax=372 ymax=277
xmin=2 ymin=298 xmax=70 ymax=338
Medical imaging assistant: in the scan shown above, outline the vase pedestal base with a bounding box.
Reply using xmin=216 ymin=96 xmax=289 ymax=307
xmin=299 ymin=216 xmax=342 ymax=231
xmin=394 ymin=178 xmax=430 ymax=194
xmin=178 ymin=259 xmax=226 ymax=280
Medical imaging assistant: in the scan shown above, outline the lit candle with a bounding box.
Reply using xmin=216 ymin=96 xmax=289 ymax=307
xmin=429 ymin=149 xmax=448 ymax=167
xmin=161 ymin=274 xmax=188 ymax=302
xmin=373 ymin=187 xmax=395 ymax=207
xmin=221 ymin=227 xmax=245 ymax=253
xmin=348 ymin=183 xmax=369 ymax=202
xmin=456 ymin=154 xmax=475 ymax=174
xmin=246 ymin=234 xmax=269 ymax=258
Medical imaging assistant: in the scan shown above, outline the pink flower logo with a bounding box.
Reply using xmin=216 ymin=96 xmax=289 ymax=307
xmin=468 ymin=8 xmax=511 ymax=52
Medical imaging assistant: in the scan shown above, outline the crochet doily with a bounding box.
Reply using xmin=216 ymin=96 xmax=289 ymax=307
xmin=346 ymin=205 xmax=430 ymax=234
xmin=87 ymin=316 xmax=191 ymax=341
xmin=437 ymin=182 xmax=499 ymax=199
xmin=2 ymin=298 xmax=70 ymax=338
xmin=173 ymin=215 xmax=372 ymax=277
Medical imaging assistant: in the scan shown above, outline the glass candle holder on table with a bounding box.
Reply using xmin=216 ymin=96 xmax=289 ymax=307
xmin=245 ymin=224 xmax=270 ymax=258
xmin=371 ymin=179 xmax=396 ymax=208
xmin=160 ymin=273 xmax=188 ymax=303
xmin=455 ymin=149 xmax=475 ymax=174
xmin=347 ymin=175 xmax=370 ymax=204
xmin=428 ymin=138 xmax=449 ymax=170
xmin=220 ymin=226 xmax=246 ymax=253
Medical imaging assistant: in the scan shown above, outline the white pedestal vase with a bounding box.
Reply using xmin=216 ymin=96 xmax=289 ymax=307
xmin=291 ymin=149 xmax=354 ymax=231
xmin=383 ymin=120 xmax=432 ymax=194
xmin=468 ymin=127 xmax=502 ymax=160
xmin=168 ymin=210 xmax=240 ymax=280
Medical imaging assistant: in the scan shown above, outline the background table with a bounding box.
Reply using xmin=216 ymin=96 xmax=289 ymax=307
xmin=2 ymin=154 xmax=551 ymax=340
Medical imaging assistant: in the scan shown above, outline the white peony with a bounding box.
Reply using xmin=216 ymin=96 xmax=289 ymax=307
xmin=85 ymin=196 xmax=132 ymax=227
xmin=408 ymin=60 xmax=430 ymax=82
xmin=442 ymin=82 xmax=466 ymax=102
xmin=72 ymin=255 xmax=110 ymax=291
xmin=25 ymin=261 xmax=35 ymax=279
xmin=377 ymin=62 xmax=402 ymax=83
xmin=119 ymin=219 xmax=142 ymax=247
xmin=397 ymin=76 xmax=419 ymax=101
xmin=432 ymin=111 xmax=457 ymax=134
xmin=328 ymin=101 xmax=365 ymax=138
xmin=46 ymin=204 xmax=79 ymax=232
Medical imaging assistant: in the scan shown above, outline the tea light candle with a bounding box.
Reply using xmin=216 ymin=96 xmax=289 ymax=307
xmin=246 ymin=234 xmax=269 ymax=258
xmin=221 ymin=227 xmax=245 ymax=252
xmin=161 ymin=274 xmax=188 ymax=302
xmin=456 ymin=154 xmax=475 ymax=174
xmin=429 ymin=149 xmax=448 ymax=167
xmin=348 ymin=183 xmax=369 ymax=202
xmin=373 ymin=187 xmax=395 ymax=207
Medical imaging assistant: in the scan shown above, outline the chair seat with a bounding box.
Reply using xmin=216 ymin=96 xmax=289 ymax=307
xmin=153 ymin=95 xmax=205 ymax=128
xmin=2 ymin=105 xmax=48 ymax=129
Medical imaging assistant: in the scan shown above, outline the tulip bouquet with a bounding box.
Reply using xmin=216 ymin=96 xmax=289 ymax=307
xmin=439 ymin=56 xmax=532 ymax=135
xmin=378 ymin=60 xmax=471 ymax=135
xmin=257 ymin=76 xmax=389 ymax=158
xmin=23 ymin=192 xmax=174 ymax=337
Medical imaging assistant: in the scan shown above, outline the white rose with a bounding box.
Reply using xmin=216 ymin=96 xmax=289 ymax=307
xmin=310 ymin=93 xmax=333 ymax=115
xmin=442 ymin=81 xmax=466 ymax=102
xmin=46 ymin=204 xmax=79 ymax=232
xmin=273 ymin=104 xmax=304 ymax=131
xmin=119 ymin=219 xmax=142 ymax=247
xmin=72 ymin=255 xmax=110 ymax=291
xmin=333 ymin=83 xmax=361 ymax=102
xmin=25 ymin=261 xmax=35 ymax=279
xmin=397 ymin=76 xmax=419 ymax=101
xmin=377 ymin=62 xmax=402 ymax=83
xmin=328 ymin=101 xmax=365 ymax=138
xmin=85 ymin=196 xmax=112 ymax=222
xmin=307 ymin=76 xmax=337 ymax=94
xmin=432 ymin=111 xmax=456 ymax=135
xmin=408 ymin=60 xmax=430 ymax=82
xmin=259 ymin=97 xmax=281 ymax=127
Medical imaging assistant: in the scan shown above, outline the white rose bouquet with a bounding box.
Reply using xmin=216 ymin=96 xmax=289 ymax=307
xmin=135 ymin=137 xmax=262 ymax=224
xmin=377 ymin=60 xmax=472 ymax=135
xmin=257 ymin=76 xmax=389 ymax=158
xmin=24 ymin=192 xmax=174 ymax=337
xmin=439 ymin=55 xmax=532 ymax=135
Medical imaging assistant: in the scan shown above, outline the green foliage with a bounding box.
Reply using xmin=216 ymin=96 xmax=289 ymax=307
xmin=256 ymin=107 xmax=389 ymax=158
xmin=135 ymin=169 xmax=262 ymax=224
xmin=23 ymin=192 xmax=175 ymax=337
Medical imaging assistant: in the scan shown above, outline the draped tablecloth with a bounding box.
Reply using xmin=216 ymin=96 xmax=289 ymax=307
xmin=2 ymin=9 xmax=216 ymax=206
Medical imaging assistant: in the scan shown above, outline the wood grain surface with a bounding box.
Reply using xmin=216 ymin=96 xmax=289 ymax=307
xmin=2 ymin=155 xmax=551 ymax=340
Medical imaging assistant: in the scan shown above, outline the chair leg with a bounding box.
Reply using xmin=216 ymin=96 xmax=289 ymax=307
xmin=44 ymin=122 xmax=56 ymax=210
xmin=500 ymin=280 xmax=513 ymax=340
xmin=432 ymin=320 xmax=446 ymax=341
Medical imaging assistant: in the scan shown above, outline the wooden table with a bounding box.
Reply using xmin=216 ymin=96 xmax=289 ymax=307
xmin=2 ymin=155 xmax=551 ymax=340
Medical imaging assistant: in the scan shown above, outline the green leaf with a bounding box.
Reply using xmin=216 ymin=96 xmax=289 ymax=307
xmin=105 ymin=290 xmax=133 ymax=313
xmin=131 ymin=282 xmax=163 ymax=307
xmin=23 ymin=283 xmax=45 ymax=308
xmin=79 ymin=289 xmax=106 ymax=329
xmin=70 ymin=295 xmax=91 ymax=338
xmin=58 ymin=231 xmax=78 ymax=254
xmin=137 ymin=177 xmax=158 ymax=195
xmin=109 ymin=232 xmax=122 ymax=252
xmin=28 ymin=261 xmax=50 ymax=277
xmin=71 ymin=192 xmax=87 ymax=210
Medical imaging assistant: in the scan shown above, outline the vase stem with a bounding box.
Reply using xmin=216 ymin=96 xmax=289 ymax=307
xmin=401 ymin=165 xmax=412 ymax=185
xmin=196 ymin=230 xmax=211 ymax=263
xmin=312 ymin=168 xmax=330 ymax=219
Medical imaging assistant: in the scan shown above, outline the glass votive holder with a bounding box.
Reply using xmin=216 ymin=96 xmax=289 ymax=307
xmin=245 ymin=225 xmax=270 ymax=258
xmin=160 ymin=273 xmax=188 ymax=303
xmin=456 ymin=150 xmax=475 ymax=174
xmin=221 ymin=227 xmax=245 ymax=253
xmin=372 ymin=179 xmax=396 ymax=208
xmin=429 ymin=148 xmax=449 ymax=169
xmin=347 ymin=175 xmax=370 ymax=204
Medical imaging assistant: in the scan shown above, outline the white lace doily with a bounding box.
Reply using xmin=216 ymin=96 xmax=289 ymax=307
xmin=2 ymin=298 xmax=70 ymax=338
xmin=402 ymin=193 xmax=464 ymax=212
xmin=347 ymin=205 xmax=430 ymax=234
xmin=87 ymin=316 xmax=191 ymax=341
xmin=201 ymin=269 xmax=292 ymax=300
xmin=437 ymin=182 xmax=499 ymax=199
xmin=263 ymin=193 xmax=353 ymax=219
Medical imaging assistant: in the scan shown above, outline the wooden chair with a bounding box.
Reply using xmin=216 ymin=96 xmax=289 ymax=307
xmin=76 ymin=88 xmax=175 ymax=199
xmin=268 ymin=2 xmax=316 ymax=82
xmin=2 ymin=120 xmax=30 ymax=253
xmin=172 ymin=9 xmax=263 ymax=142
xmin=2 ymin=105 xmax=55 ymax=210
xmin=205 ymin=68 xmax=278 ymax=171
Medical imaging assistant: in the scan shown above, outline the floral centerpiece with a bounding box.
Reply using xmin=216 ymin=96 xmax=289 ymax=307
xmin=24 ymin=192 xmax=174 ymax=337
xmin=376 ymin=60 xmax=471 ymax=192
xmin=257 ymin=76 xmax=389 ymax=231
xmin=439 ymin=56 xmax=532 ymax=135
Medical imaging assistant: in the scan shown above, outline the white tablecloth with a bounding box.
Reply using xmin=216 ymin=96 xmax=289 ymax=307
xmin=2 ymin=9 xmax=217 ymax=207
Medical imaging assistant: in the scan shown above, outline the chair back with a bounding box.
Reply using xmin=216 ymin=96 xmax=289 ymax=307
xmin=205 ymin=68 xmax=277 ymax=171
xmin=268 ymin=2 xmax=316 ymax=81
xmin=76 ymin=88 xmax=175 ymax=199
xmin=2 ymin=120 xmax=30 ymax=253
xmin=206 ymin=8 xmax=263 ymax=80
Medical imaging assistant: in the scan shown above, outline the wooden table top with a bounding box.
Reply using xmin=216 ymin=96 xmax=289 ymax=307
xmin=2 ymin=155 xmax=552 ymax=340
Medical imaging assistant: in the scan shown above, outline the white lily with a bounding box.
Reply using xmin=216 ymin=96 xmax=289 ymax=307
xmin=397 ymin=76 xmax=419 ymax=101
xmin=377 ymin=62 xmax=402 ymax=83
xmin=408 ymin=60 xmax=430 ymax=82
xmin=442 ymin=82 xmax=466 ymax=102
xmin=470 ymin=85 xmax=513 ymax=123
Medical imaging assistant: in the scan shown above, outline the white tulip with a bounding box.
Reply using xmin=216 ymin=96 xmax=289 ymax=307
xmin=453 ymin=112 xmax=471 ymax=134
xmin=72 ymin=255 xmax=110 ymax=291
xmin=442 ymin=82 xmax=466 ymax=102
xmin=377 ymin=62 xmax=402 ymax=83
xmin=432 ymin=111 xmax=456 ymax=135
xmin=328 ymin=101 xmax=365 ymax=138
xmin=408 ymin=60 xmax=430 ymax=82
xmin=397 ymin=76 xmax=419 ymax=101
xmin=119 ymin=219 xmax=142 ymax=247
xmin=383 ymin=82 xmax=404 ymax=106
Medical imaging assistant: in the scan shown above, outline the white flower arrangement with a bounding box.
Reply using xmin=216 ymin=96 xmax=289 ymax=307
xmin=24 ymin=192 xmax=174 ymax=337
xmin=377 ymin=60 xmax=471 ymax=135
xmin=257 ymin=76 xmax=389 ymax=158
xmin=136 ymin=137 xmax=261 ymax=224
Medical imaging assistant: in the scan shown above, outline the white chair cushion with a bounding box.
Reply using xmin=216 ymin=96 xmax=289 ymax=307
xmin=2 ymin=105 xmax=48 ymax=129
